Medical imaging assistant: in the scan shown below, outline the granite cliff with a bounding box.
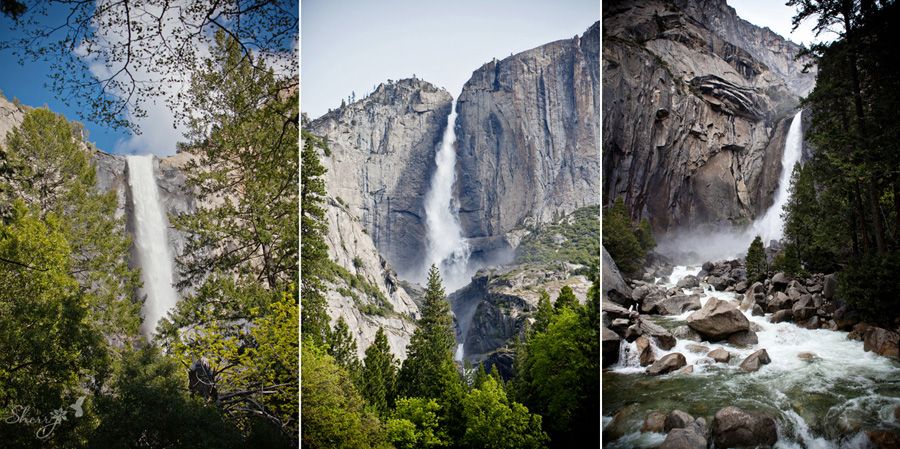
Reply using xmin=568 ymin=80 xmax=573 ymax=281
xmin=603 ymin=0 xmax=807 ymax=232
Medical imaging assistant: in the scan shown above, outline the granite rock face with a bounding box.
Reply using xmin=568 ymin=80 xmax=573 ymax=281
xmin=603 ymin=0 xmax=804 ymax=232
xmin=455 ymin=22 xmax=601 ymax=260
xmin=307 ymin=79 xmax=452 ymax=278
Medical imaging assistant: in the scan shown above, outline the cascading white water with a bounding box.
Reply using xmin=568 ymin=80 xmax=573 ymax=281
xmin=750 ymin=109 xmax=805 ymax=244
xmin=127 ymin=155 xmax=179 ymax=338
xmin=424 ymin=101 xmax=471 ymax=291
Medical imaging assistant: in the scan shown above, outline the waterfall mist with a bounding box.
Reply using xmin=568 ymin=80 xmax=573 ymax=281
xmin=127 ymin=155 xmax=179 ymax=338
xmin=423 ymin=101 xmax=472 ymax=292
xmin=658 ymin=110 xmax=805 ymax=263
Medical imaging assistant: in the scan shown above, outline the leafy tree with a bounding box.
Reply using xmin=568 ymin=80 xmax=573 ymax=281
xmin=838 ymin=254 xmax=900 ymax=325
xmin=301 ymin=342 xmax=384 ymax=449
xmin=745 ymin=235 xmax=768 ymax=282
xmin=602 ymin=197 xmax=647 ymax=274
xmin=89 ymin=347 xmax=244 ymax=449
xmin=0 ymin=201 xmax=106 ymax=447
xmin=386 ymin=397 xmax=449 ymax=449
xmin=0 ymin=107 xmax=139 ymax=338
xmin=361 ymin=327 xmax=397 ymax=416
xmin=461 ymin=377 xmax=548 ymax=449
xmin=553 ymin=286 xmax=578 ymax=312
xmin=0 ymin=0 xmax=297 ymax=132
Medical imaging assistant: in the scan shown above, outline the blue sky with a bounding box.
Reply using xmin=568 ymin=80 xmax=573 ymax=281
xmin=0 ymin=6 xmax=129 ymax=153
xmin=301 ymin=0 xmax=601 ymax=119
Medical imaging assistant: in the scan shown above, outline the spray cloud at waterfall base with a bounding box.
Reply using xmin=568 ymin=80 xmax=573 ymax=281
xmin=657 ymin=110 xmax=806 ymax=264
xmin=127 ymin=155 xmax=179 ymax=339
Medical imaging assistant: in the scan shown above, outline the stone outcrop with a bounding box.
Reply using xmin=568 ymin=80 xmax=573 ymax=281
xmin=863 ymin=327 xmax=900 ymax=359
xmin=711 ymin=406 xmax=777 ymax=448
xmin=307 ymin=79 xmax=452 ymax=278
xmin=603 ymin=245 xmax=632 ymax=304
xmin=603 ymin=0 xmax=803 ymax=231
xmin=687 ymin=298 xmax=750 ymax=340
xmin=455 ymin=22 xmax=601 ymax=260
xmin=647 ymin=353 xmax=687 ymax=375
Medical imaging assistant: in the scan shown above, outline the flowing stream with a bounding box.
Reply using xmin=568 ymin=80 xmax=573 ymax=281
xmin=424 ymin=100 xmax=471 ymax=292
xmin=603 ymin=267 xmax=900 ymax=448
xmin=127 ymin=155 xmax=179 ymax=339
xmin=604 ymin=110 xmax=900 ymax=447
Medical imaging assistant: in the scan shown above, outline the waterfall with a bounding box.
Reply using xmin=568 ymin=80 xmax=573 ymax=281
xmin=424 ymin=100 xmax=471 ymax=292
xmin=127 ymin=155 xmax=179 ymax=339
xmin=749 ymin=109 xmax=805 ymax=243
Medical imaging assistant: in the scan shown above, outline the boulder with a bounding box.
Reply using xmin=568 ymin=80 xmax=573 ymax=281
xmin=770 ymin=309 xmax=793 ymax=323
xmin=863 ymin=327 xmax=899 ymax=359
xmin=642 ymin=411 xmax=666 ymax=432
xmin=791 ymin=294 xmax=815 ymax=320
xmin=707 ymin=275 xmax=731 ymax=291
xmin=847 ymin=322 xmax=872 ymax=341
xmin=727 ymin=330 xmax=759 ymax=347
xmin=626 ymin=318 xmax=677 ymax=350
xmin=673 ymin=325 xmax=702 ymax=342
xmin=659 ymin=427 xmax=707 ymax=449
xmin=647 ymin=294 xmax=702 ymax=315
xmin=676 ymin=275 xmax=700 ymax=290
xmin=797 ymin=352 xmax=817 ymax=362
xmin=751 ymin=304 xmax=765 ymax=316
xmin=602 ymin=301 xmax=638 ymax=321
xmin=711 ymin=406 xmax=777 ymax=448
xmin=767 ymin=291 xmax=793 ymax=312
xmin=823 ymin=273 xmax=837 ymax=299
xmin=686 ymin=344 xmax=710 ymax=354
xmin=632 ymin=284 xmax=654 ymax=302
xmin=733 ymin=280 xmax=749 ymax=294
xmin=610 ymin=318 xmax=630 ymax=334
xmin=647 ymin=353 xmax=687 ymax=375
xmin=602 ymin=327 xmax=620 ymax=368
xmin=636 ymin=335 xmax=656 ymax=367
xmin=665 ymin=410 xmax=695 ymax=431
xmin=675 ymin=364 xmax=694 ymax=374
xmin=739 ymin=349 xmax=771 ymax=372
xmin=866 ymin=430 xmax=900 ymax=449
xmin=686 ymin=298 xmax=750 ymax=341
xmin=708 ymin=348 xmax=730 ymax=363
xmin=771 ymin=272 xmax=790 ymax=290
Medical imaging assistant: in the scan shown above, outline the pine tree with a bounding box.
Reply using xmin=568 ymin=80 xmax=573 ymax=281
xmin=746 ymin=235 xmax=768 ymax=282
xmin=328 ymin=317 xmax=360 ymax=373
xmin=300 ymin=130 xmax=331 ymax=347
xmin=361 ymin=327 xmax=397 ymax=416
xmin=553 ymin=286 xmax=578 ymax=311
xmin=532 ymin=289 xmax=554 ymax=334
xmin=397 ymin=265 xmax=458 ymax=400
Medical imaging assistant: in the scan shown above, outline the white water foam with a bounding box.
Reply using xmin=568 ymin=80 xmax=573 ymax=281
xmin=423 ymin=101 xmax=472 ymax=292
xmin=127 ymin=155 xmax=179 ymax=338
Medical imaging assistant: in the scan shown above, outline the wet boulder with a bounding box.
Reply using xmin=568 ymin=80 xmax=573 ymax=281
xmin=771 ymin=272 xmax=790 ymax=290
xmin=660 ymin=418 xmax=708 ymax=449
xmin=847 ymin=322 xmax=872 ymax=341
xmin=727 ymin=330 xmax=759 ymax=347
xmin=676 ymin=275 xmax=700 ymax=290
xmin=642 ymin=411 xmax=666 ymax=432
xmin=636 ymin=335 xmax=656 ymax=366
xmin=739 ymin=349 xmax=771 ymax=372
xmin=625 ymin=317 xmax=677 ymax=350
xmin=770 ymin=309 xmax=793 ymax=323
xmin=646 ymin=294 xmax=702 ymax=315
xmin=664 ymin=410 xmax=694 ymax=431
xmin=686 ymin=298 xmax=750 ymax=341
xmin=708 ymin=348 xmax=730 ymax=363
xmin=646 ymin=353 xmax=687 ymax=375
xmin=673 ymin=325 xmax=702 ymax=342
xmin=707 ymin=275 xmax=731 ymax=291
xmin=751 ymin=304 xmax=765 ymax=316
xmin=823 ymin=273 xmax=837 ymax=299
xmin=866 ymin=430 xmax=900 ymax=449
xmin=686 ymin=343 xmax=710 ymax=354
xmin=767 ymin=291 xmax=793 ymax=312
xmin=791 ymin=294 xmax=816 ymax=320
xmin=863 ymin=327 xmax=899 ymax=359
xmin=602 ymin=327 xmax=620 ymax=368
xmin=711 ymin=406 xmax=777 ymax=448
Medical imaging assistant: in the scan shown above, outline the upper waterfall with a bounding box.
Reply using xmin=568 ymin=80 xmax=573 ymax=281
xmin=423 ymin=100 xmax=471 ymax=291
xmin=127 ymin=155 xmax=179 ymax=339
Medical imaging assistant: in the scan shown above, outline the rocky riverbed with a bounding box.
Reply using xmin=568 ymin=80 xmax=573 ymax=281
xmin=602 ymin=262 xmax=900 ymax=448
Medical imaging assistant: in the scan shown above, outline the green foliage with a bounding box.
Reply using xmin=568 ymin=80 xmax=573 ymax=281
xmin=397 ymin=265 xmax=458 ymax=401
xmin=329 ymin=317 xmax=361 ymax=373
xmin=553 ymin=286 xmax=578 ymax=312
xmin=602 ymin=198 xmax=650 ymax=275
xmin=386 ymin=397 xmax=448 ymax=449
xmin=532 ymin=290 xmax=554 ymax=334
xmin=745 ymin=235 xmax=768 ymax=283
xmin=324 ymin=260 xmax=394 ymax=317
xmin=837 ymin=254 xmax=900 ymax=325
xmin=301 ymin=129 xmax=331 ymax=346
xmin=90 ymin=347 xmax=243 ymax=448
xmin=515 ymin=206 xmax=600 ymax=267
xmin=461 ymin=377 xmax=548 ymax=449
xmin=771 ymin=245 xmax=803 ymax=277
xmin=301 ymin=342 xmax=385 ymax=449
xmin=361 ymin=328 xmax=398 ymax=416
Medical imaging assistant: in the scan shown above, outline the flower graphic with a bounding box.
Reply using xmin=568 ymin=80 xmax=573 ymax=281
xmin=50 ymin=408 xmax=67 ymax=423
